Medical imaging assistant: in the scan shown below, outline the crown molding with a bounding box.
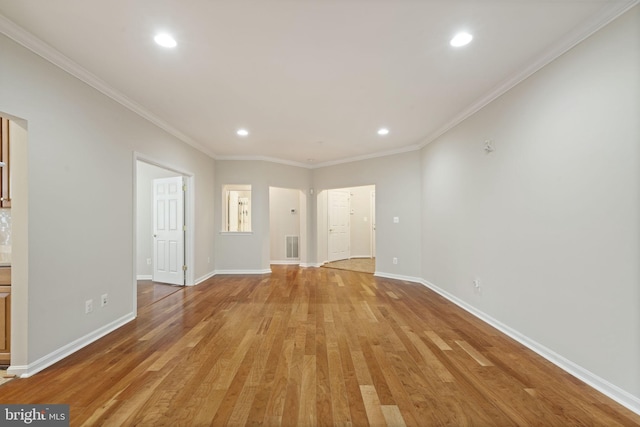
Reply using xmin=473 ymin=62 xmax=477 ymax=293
xmin=215 ymin=143 xmax=422 ymax=169
xmin=2 ymin=1 xmax=637 ymax=168
xmin=0 ymin=12 xmax=419 ymax=171
xmin=0 ymin=13 xmax=218 ymax=159
xmin=417 ymin=0 xmax=640 ymax=150
xmin=308 ymin=143 xmax=422 ymax=169
xmin=213 ymin=154 xmax=312 ymax=169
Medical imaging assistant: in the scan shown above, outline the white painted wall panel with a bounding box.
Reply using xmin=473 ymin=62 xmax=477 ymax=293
xmin=269 ymin=187 xmax=301 ymax=262
xmin=0 ymin=33 xmax=216 ymax=370
xmin=313 ymin=152 xmax=422 ymax=278
xmin=421 ymin=5 xmax=640 ymax=401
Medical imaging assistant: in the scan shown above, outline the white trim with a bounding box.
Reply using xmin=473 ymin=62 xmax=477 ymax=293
xmin=136 ymin=275 xmax=152 ymax=281
xmin=214 ymin=144 xmax=422 ymax=169
xmin=350 ymin=255 xmax=373 ymax=260
xmin=300 ymin=262 xmax=323 ymax=268
xmin=418 ymin=278 xmax=640 ymax=416
xmin=214 ymin=269 xmax=272 ymax=275
xmin=1 ymin=2 xmax=637 ymax=169
xmin=0 ymin=15 xmax=217 ymax=160
xmin=374 ymin=271 xmax=423 ymax=283
xmin=270 ymin=260 xmax=300 ymax=265
xmin=416 ymin=0 xmax=640 ymax=151
xmin=7 ymin=313 xmax=135 ymax=378
xmin=309 ymin=144 xmax=422 ymax=169
xmin=194 ymin=270 xmax=216 ymax=285
xmin=215 ymin=155 xmax=311 ymax=169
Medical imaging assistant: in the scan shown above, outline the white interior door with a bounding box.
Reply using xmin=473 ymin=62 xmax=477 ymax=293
xmin=328 ymin=189 xmax=350 ymax=262
xmin=153 ymin=176 xmax=185 ymax=285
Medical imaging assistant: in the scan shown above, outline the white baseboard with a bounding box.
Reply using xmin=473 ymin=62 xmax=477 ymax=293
xmin=300 ymin=262 xmax=323 ymax=268
xmin=374 ymin=271 xmax=423 ymax=283
xmin=418 ymin=278 xmax=640 ymax=416
xmin=350 ymin=255 xmax=373 ymax=259
xmin=195 ymin=270 xmax=216 ymax=285
xmin=136 ymin=275 xmax=152 ymax=280
xmin=214 ymin=269 xmax=272 ymax=275
xmin=270 ymin=260 xmax=300 ymax=265
xmin=7 ymin=312 xmax=135 ymax=378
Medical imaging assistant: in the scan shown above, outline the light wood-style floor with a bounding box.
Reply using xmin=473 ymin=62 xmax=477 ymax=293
xmin=1 ymin=266 xmax=639 ymax=426
xmin=323 ymin=258 xmax=375 ymax=274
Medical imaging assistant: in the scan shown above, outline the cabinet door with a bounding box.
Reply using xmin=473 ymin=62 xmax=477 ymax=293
xmin=0 ymin=291 xmax=8 ymax=353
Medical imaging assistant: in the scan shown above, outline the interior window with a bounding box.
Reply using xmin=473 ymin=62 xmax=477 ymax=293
xmin=223 ymin=185 xmax=252 ymax=232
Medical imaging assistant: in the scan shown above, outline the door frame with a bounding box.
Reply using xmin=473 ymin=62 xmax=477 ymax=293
xmin=370 ymin=190 xmax=376 ymax=258
xmin=133 ymin=153 xmax=195 ymax=314
xmin=317 ymin=185 xmax=376 ymax=265
xmin=1 ymin=113 xmax=27 ymax=374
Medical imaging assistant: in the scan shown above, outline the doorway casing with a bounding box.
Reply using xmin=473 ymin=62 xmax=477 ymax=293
xmin=133 ymin=153 xmax=195 ymax=316
xmin=1 ymin=113 xmax=27 ymax=376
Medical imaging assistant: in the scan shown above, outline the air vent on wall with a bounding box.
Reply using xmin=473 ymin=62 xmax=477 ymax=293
xmin=286 ymin=235 xmax=299 ymax=259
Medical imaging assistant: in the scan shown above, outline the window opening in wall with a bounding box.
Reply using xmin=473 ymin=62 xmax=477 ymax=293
xmin=223 ymin=184 xmax=252 ymax=232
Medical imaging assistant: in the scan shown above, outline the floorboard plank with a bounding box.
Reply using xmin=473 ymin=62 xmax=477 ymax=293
xmin=0 ymin=266 xmax=638 ymax=426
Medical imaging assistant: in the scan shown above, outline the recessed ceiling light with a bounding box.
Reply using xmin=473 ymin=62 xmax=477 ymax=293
xmin=154 ymin=33 xmax=177 ymax=48
xmin=450 ymin=32 xmax=473 ymax=47
xmin=377 ymin=128 xmax=390 ymax=136
xmin=236 ymin=129 xmax=249 ymax=137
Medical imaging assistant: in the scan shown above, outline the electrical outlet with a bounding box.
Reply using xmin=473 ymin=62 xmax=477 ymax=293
xmin=146 ymin=258 xmax=152 ymax=265
xmin=473 ymin=278 xmax=481 ymax=289
xmin=393 ymin=257 xmax=398 ymax=265
xmin=101 ymin=294 xmax=108 ymax=307
xmin=85 ymin=299 xmax=93 ymax=314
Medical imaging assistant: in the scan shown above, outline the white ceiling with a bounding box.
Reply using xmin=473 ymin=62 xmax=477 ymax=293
xmin=0 ymin=0 xmax=636 ymax=167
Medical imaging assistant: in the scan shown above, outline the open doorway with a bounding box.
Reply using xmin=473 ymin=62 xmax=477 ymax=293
xmin=318 ymin=185 xmax=376 ymax=273
xmin=0 ymin=113 xmax=27 ymax=374
xmin=135 ymin=159 xmax=192 ymax=308
xmin=269 ymin=187 xmax=307 ymax=266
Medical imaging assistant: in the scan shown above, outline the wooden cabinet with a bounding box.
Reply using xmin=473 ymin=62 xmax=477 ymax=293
xmin=0 ymin=117 xmax=11 ymax=208
xmin=0 ymin=267 xmax=10 ymax=365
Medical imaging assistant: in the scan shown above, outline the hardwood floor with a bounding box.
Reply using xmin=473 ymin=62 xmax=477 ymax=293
xmin=1 ymin=266 xmax=639 ymax=426
xmin=136 ymin=279 xmax=184 ymax=309
xmin=323 ymin=258 xmax=375 ymax=274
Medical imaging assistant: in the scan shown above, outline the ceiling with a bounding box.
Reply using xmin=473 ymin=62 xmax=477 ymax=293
xmin=0 ymin=0 xmax=636 ymax=167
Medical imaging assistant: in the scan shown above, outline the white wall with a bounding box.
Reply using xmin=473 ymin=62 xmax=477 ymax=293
xmin=421 ymin=5 xmax=639 ymax=406
xmin=136 ymin=161 xmax=181 ymax=279
xmin=214 ymin=160 xmax=312 ymax=272
xmin=313 ymin=152 xmax=422 ymax=278
xmin=0 ymin=33 xmax=216 ymax=374
xmin=269 ymin=187 xmax=301 ymax=263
